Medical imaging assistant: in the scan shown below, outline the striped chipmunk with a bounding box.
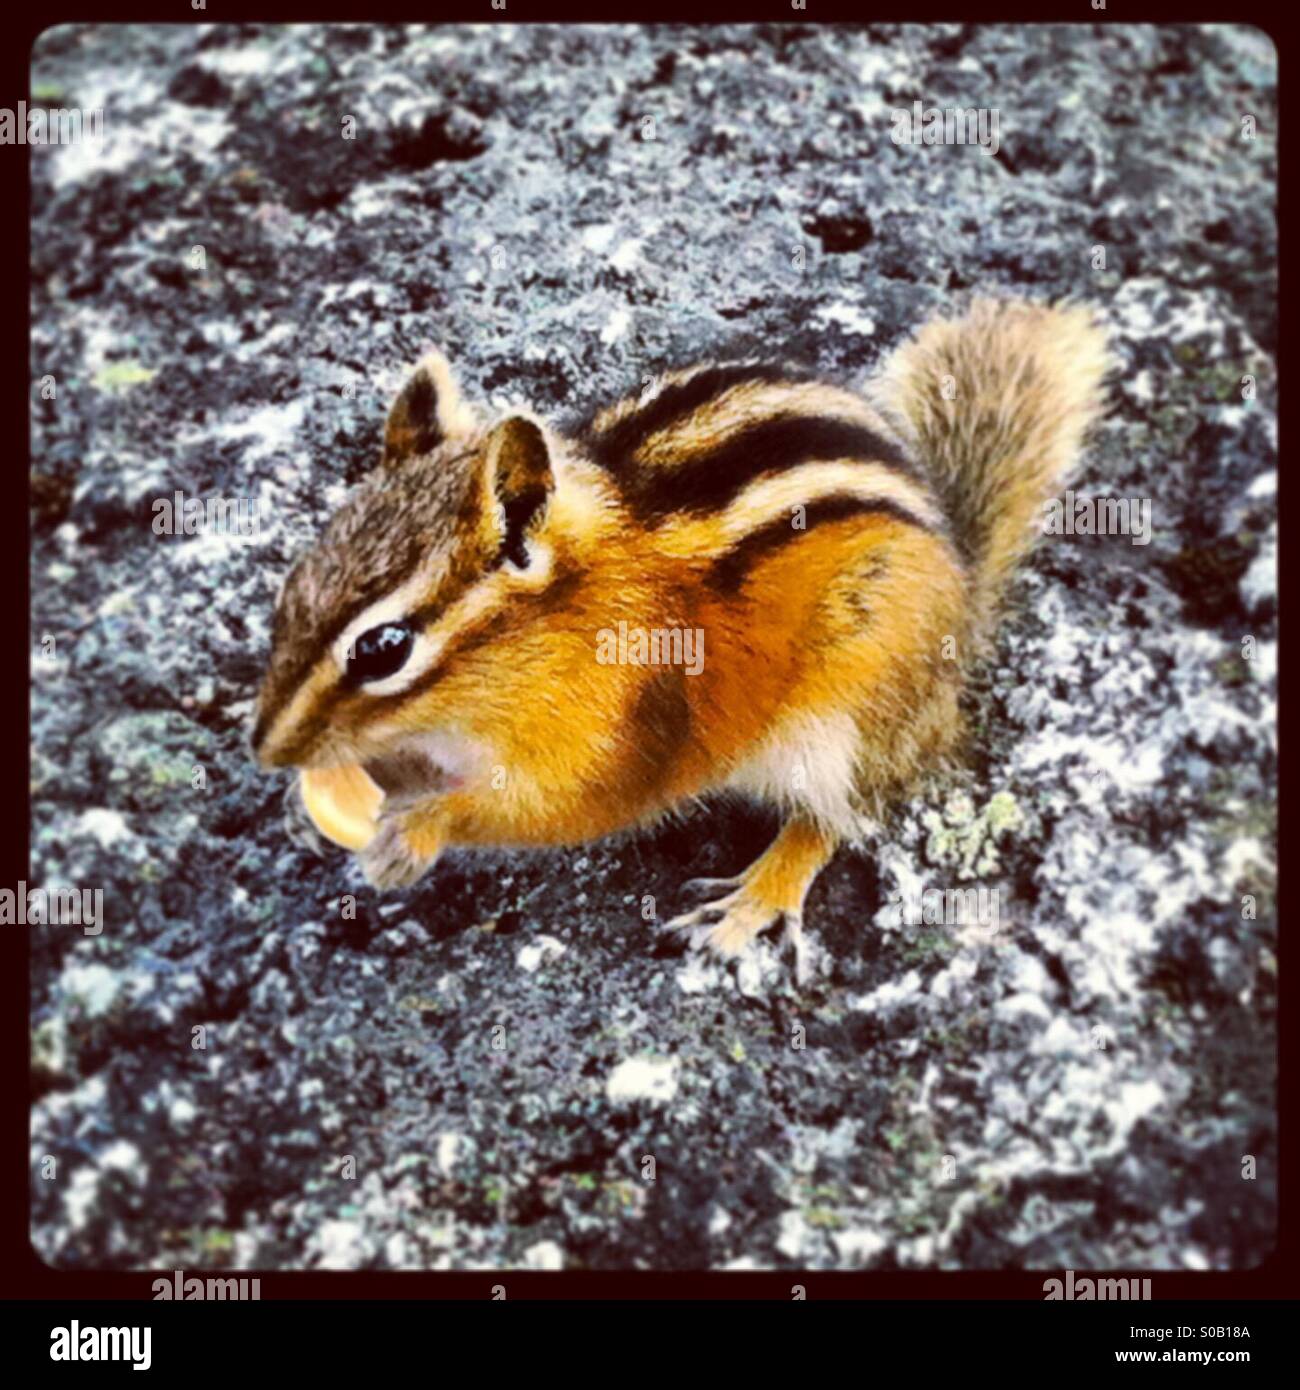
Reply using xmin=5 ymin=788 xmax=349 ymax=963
xmin=251 ymin=300 xmax=1109 ymax=978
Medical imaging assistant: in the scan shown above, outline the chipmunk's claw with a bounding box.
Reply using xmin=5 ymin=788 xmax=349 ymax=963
xmin=659 ymin=889 xmax=737 ymax=936
xmin=359 ymin=817 xmax=428 ymax=890
xmin=661 ymin=889 xmax=815 ymax=986
xmin=661 ymin=887 xmax=780 ymax=960
xmin=678 ymin=875 xmax=741 ymax=899
xmin=783 ymin=913 xmax=812 ymax=987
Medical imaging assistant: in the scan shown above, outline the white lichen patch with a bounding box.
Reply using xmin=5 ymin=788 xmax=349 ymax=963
xmin=606 ymin=1055 xmax=679 ymax=1105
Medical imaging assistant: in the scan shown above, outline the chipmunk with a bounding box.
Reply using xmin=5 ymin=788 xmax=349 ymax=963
xmin=251 ymin=299 xmax=1109 ymax=977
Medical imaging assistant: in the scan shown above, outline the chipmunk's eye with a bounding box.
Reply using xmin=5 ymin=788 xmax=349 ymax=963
xmin=347 ymin=623 xmax=414 ymax=683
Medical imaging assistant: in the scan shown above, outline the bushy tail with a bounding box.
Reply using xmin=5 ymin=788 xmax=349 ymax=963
xmin=873 ymin=298 xmax=1111 ymax=630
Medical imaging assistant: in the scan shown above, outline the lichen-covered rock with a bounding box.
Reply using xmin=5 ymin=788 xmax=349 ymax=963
xmin=30 ymin=22 xmax=1276 ymax=1271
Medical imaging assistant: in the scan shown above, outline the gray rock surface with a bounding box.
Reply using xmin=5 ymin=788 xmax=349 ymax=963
xmin=30 ymin=22 xmax=1276 ymax=1271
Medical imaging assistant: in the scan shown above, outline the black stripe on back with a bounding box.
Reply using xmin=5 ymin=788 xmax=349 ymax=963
xmin=583 ymin=363 xmax=812 ymax=470
xmin=622 ymin=415 xmax=923 ymax=523
xmin=707 ymin=495 xmax=934 ymax=596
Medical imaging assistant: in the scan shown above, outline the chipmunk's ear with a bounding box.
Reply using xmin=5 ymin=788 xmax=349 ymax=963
xmin=381 ymin=350 xmax=479 ymax=469
xmin=481 ymin=415 xmax=555 ymax=569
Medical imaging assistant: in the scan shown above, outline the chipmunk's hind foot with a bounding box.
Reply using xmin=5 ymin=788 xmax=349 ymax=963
xmin=660 ymin=816 xmax=836 ymax=983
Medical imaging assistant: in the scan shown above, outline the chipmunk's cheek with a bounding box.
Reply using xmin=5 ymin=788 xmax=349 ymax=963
xmin=364 ymin=730 xmax=491 ymax=802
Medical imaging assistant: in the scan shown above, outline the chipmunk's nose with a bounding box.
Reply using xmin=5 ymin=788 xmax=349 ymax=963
xmin=247 ymin=705 xmax=292 ymax=768
xmin=247 ymin=713 xmax=267 ymax=763
xmin=247 ymin=672 xmax=305 ymax=766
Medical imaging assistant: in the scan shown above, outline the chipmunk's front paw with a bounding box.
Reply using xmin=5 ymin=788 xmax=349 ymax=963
xmin=359 ymin=816 xmax=430 ymax=890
